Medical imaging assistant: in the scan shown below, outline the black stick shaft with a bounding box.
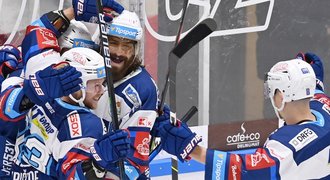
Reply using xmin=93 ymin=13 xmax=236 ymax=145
xmin=95 ymin=1 xmax=125 ymax=179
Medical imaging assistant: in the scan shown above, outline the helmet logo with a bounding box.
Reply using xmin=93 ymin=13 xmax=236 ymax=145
xmin=72 ymin=52 xmax=86 ymax=65
xmin=272 ymin=63 xmax=288 ymax=72
xmin=72 ymin=39 xmax=95 ymax=49
xmin=301 ymin=68 xmax=310 ymax=74
xmin=109 ymin=24 xmax=138 ymax=40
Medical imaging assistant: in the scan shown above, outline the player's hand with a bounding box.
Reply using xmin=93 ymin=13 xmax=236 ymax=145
xmin=72 ymin=0 xmax=124 ymax=23
xmin=159 ymin=120 xmax=202 ymax=162
xmin=296 ymin=52 xmax=324 ymax=90
xmin=23 ymin=62 xmax=82 ymax=106
xmin=0 ymin=44 xmax=21 ymax=83
xmin=150 ymin=104 xmax=170 ymax=137
xmin=90 ymin=129 xmax=130 ymax=170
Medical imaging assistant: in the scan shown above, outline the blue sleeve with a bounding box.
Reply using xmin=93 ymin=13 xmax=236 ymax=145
xmin=57 ymin=149 xmax=90 ymax=180
xmin=21 ymin=26 xmax=60 ymax=65
xmin=0 ymin=86 xmax=27 ymax=141
xmin=205 ymin=148 xmax=279 ymax=180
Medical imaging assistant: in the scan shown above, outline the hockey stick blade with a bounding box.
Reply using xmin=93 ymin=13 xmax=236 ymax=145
xmin=172 ymin=18 xmax=217 ymax=58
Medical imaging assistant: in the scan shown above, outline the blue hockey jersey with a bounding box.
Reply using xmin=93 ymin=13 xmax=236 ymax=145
xmin=205 ymin=90 xmax=330 ymax=180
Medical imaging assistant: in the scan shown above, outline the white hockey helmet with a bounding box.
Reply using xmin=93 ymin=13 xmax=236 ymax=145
xmin=58 ymin=20 xmax=97 ymax=50
xmin=61 ymin=47 xmax=105 ymax=107
xmin=264 ymin=59 xmax=316 ymax=111
xmin=107 ymin=10 xmax=143 ymax=58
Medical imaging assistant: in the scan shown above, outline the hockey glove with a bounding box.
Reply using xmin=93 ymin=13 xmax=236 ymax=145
xmin=73 ymin=0 xmax=124 ymax=23
xmin=0 ymin=44 xmax=21 ymax=83
xmin=23 ymin=62 xmax=82 ymax=106
xmin=150 ymin=104 xmax=170 ymax=137
xmin=296 ymin=52 xmax=324 ymax=91
xmin=159 ymin=120 xmax=202 ymax=162
xmin=90 ymin=129 xmax=130 ymax=170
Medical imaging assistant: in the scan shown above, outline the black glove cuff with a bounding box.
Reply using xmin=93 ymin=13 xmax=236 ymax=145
xmin=46 ymin=10 xmax=71 ymax=36
xmin=19 ymin=95 xmax=35 ymax=112
xmin=82 ymin=159 xmax=106 ymax=179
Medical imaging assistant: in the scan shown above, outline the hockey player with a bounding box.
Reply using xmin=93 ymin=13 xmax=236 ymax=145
xmin=25 ymin=2 xmax=159 ymax=179
xmin=92 ymin=10 xmax=160 ymax=179
xmin=14 ymin=46 xmax=130 ymax=179
xmin=157 ymin=57 xmax=330 ymax=179
xmin=0 ymin=8 xmax=99 ymax=179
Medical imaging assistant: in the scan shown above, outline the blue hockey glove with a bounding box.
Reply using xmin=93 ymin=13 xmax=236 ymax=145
xmin=23 ymin=62 xmax=82 ymax=106
xmin=296 ymin=52 xmax=324 ymax=91
xmin=159 ymin=120 xmax=202 ymax=162
xmin=150 ymin=104 xmax=170 ymax=137
xmin=0 ymin=44 xmax=21 ymax=83
xmin=73 ymin=0 xmax=124 ymax=23
xmin=90 ymin=129 xmax=130 ymax=170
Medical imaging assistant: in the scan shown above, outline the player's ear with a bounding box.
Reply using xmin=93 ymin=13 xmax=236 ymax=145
xmin=274 ymin=89 xmax=284 ymax=108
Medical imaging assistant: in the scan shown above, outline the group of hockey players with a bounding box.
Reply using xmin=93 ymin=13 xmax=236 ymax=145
xmin=0 ymin=0 xmax=160 ymax=179
xmin=0 ymin=0 xmax=329 ymax=179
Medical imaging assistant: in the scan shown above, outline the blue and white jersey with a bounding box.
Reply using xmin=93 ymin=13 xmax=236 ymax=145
xmin=94 ymin=66 xmax=159 ymax=178
xmin=205 ymin=91 xmax=330 ymax=180
xmin=13 ymin=99 xmax=107 ymax=179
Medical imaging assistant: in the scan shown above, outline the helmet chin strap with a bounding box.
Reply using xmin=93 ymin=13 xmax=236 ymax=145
xmin=270 ymin=96 xmax=285 ymax=123
xmin=69 ymin=89 xmax=86 ymax=107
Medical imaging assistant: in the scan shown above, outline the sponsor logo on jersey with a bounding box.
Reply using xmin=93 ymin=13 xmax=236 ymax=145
xmin=226 ymin=122 xmax=260 ymax=149
xmin=134 ymin=131 xmax=149 ymax=161
xmin=41 ymin=50 xmax=57 ymax=58
xmin=212 ymin=151 xmax=226 ymax=180
xmin=2 ymin=140 xmax=14 ymax=176
xmin=5 ymin=88 xmax=20 ymax=116
xmin=137 ymin=138 xmax=149 ymax=156
xmin=122 ymin=84 xmax=141 ymax=108
xmin=67 ymin=112 xmax=82 ymax=138
xmin=322 ymin=103 xmax=330 ymax=115
xmin=246 ymin=150 xmax=275 ymax=170
xmin=38 ymin=28 xmax=58 ymax=47
xmin=289 ymin=128 xmax=318 ymax=151
xmin=62 ymin=152 xmax=89 ymax=173
xmin=32 ymin=118 xmax=49 ymax=140
xmin=138 ymin=117 xmax=152 ymax=127
xmin=12 ymin=170 xmax=39 ymax=180
xmin=228 ymin=154 xmax=241 ymax=180
xmin=31 ymin=107 xmax=55 ymax=140
xmin=74 ymin=143 xmax=90 ymax=152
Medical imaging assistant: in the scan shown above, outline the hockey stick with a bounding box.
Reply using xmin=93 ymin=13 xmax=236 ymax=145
xmin=96 ymin=1 xmax=125 ymax=179
xmin=169 ymin=17 xmax=217 ymax=180
xmin=150 ymin=0 xmax=190 ymax=153
xmin=161 ymin=17 xmax=217 ymax=123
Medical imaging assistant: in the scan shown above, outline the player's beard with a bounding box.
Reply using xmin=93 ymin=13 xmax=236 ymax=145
xmin=110 ymin=53 xmax=135 ymax=81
